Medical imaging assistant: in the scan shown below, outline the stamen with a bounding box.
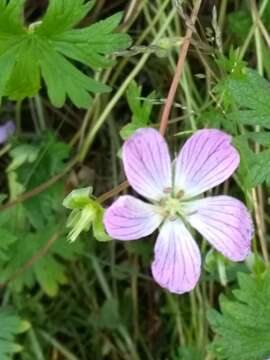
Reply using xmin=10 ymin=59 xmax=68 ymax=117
xmin=176 ymin=190 xmax=184 ymax=199
xmin=163 ymin=187 xmax=172 ymax=194
xmin=186 ymin=210 xmax=198 ymax=216
xmin=159 ymin=198 xmax=166 ymax=206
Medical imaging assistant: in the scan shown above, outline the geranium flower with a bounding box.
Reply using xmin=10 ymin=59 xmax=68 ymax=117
xmin=104 ymin=128 xmax=253 ymax=294
xmin=0 ymin=121 xmax=15 ymax=144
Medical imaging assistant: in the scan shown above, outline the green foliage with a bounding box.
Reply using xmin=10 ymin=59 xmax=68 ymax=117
xmin=0 ymin=309 xmax=30 ymax=360
xmin=120 ymin=81 xmax=156 ymax=139
xmin=215 ymin=48 xmax=246 ymax=78
xmin=172 ymin=347 xmax=204 ymax=360
xmin=215 ymin=57 xmax=270 ymax=188
xmin=218 ymin=68 xmax=270 ymax=128
xmin=63 ymin=187 xmax=111 ymax=242
xmin=0 ymin=134 xmax=82 ymax=296
xmin=238 ymin=131 xmax=270 ymax=146
xmin=227 ymin=10 xmax=251 ymax=42
xmin=0 ymin=229 xmax=17 ymax=261
xmin=0 ymin=0 xmax=131 ymax=108
xmin=208 ymin=270 xmax=270 ymax=360
xmin=99 ymin=298 xmax=120 ymax=330
xmin=0 ymin=226 xmax=82 ymax=296
xmin=227 ymin=69 xmax=270 ymax=128
xmin=234 ymin=135 xmax=270 ymax=188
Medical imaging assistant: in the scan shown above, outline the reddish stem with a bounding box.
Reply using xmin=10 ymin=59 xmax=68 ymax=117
xmin=159 ymin=0 xmax=201 ymax=135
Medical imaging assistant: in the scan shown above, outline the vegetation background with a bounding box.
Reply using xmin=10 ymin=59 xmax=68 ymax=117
xmin=1 ymin=0 xmax=270 ymax=359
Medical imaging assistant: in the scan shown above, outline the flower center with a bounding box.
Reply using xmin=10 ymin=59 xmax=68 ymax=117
xmin=165 ymin=197 xmax=181 ymax=219
xmin=158 ymin=194 xmax=183 ymax=221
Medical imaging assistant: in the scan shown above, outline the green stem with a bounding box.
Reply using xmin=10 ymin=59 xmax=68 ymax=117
xmin=34 ymin=94 xmax=46 ymax=131
xmin=15 ymin=100 xmax=22 ymax=135
xmin=78 ymin=7 xmax=176 ymax=161
xmin=240 ymin=0 xmax=270 ymax=58
xmin=39 ymin=330 xmax=79 ymax=360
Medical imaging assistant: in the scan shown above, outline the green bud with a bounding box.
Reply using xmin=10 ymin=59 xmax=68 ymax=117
xmin=63 ymin=187 xmax=111 ymax=243
xmin=63 ymin=186 xmax=93 ymax=209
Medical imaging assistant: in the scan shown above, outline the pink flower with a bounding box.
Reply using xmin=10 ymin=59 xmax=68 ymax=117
xmin=104 ymin=128 xmax=253 ymax=294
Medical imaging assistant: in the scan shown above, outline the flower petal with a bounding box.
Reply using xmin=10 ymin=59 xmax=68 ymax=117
xmin=104 ymin=195 xmax=162 ymax=240
xmin=0 ymin=121 xmax=15 ymax=144
xmin=184 ymin=196 xmax=253 ymax=261
xmin=174 ymin=129 xmax=240 ymax=198
xmin=151 ymin=219 xmax=201 ymax=294
xmin=123 ymin=128 xmax=172 ymax=201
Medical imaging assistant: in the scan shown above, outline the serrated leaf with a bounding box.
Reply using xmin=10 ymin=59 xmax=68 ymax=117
xmin=226 ymin=69 xmax=270 ymax=110
xmin=37 ymin=0 xmax=95 ymax=35
xmin=0 ymin=0 xmax=131 ymax=108
xmin=246 ymin=150 xmax=270 ymax=188
xmin=0 ymin=229 xmax=17 ymax=261
xmin=0 ymin=309 xmax=29 ymax=360
xmin=208 ymin=270 xmax=270 ymax=360
xmin=219 ymin=68 xmax=270 ymax=187
xmin=237 ymin=132 xmax=270 ymax=146
xmin=7 ymin=144 xmax=39 ymax=172
xmin=34 ymin=255 xmax=68 ymax=297
xmin=0 ymin=226 xmax=82 ymax=296
xmin=10 ymin=134 xmax=71 ymax=229
xmin=220 ymin=69 xmax=270 ymax=128
xmin=234 ymin=136 xmax=270 ymax=188
xmin=0 ymin=0 xmax=25 ymax=34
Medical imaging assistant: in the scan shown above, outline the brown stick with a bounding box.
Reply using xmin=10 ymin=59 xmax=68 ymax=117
xmin=159 ymin=0 xmax=202 ymax=136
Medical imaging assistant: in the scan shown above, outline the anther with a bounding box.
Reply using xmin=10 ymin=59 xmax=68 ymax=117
xmin=163 ymin=187 xmax=172 ymax=194
xmin=176 ymin=190 xmax=184 ymax=199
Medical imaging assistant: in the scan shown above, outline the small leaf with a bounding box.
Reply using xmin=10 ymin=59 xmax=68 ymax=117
xmin=7 ymin=144 xmax=39 ymax=172
xmin=120 ymin=81 xmax=156 ymax=139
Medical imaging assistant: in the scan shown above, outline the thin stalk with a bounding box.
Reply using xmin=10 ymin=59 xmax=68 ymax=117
xmin=166 ymin=293 xmax=186 ymax=346
xmin=251 ymin=0 xmax=269 ymax=263
xmin=218 ymin=0 xmax=228 ymax=31
xmin=159 ymin=0 xmax=202 ymax=135
xmin=90 ymin=255 xmax=140 ymax=360
xmin=28 ymin=329 xmax=46 ymax=360
xmin=252 ymin=188 xmax=269 ymax=263
xmin=39 ymin=330 xmax=79 ymax=360
xmin=240 ymin=0 xmax=270 ymax=58
xmin=34 ymin=94 xmax=46 ymax=131
xmin=15 ymin=100 xmax=22 ymax=135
